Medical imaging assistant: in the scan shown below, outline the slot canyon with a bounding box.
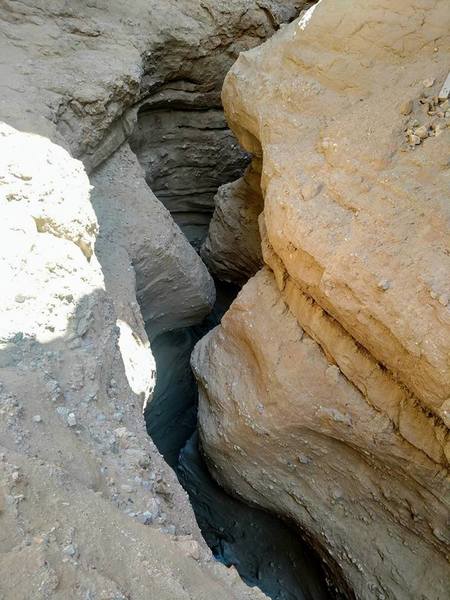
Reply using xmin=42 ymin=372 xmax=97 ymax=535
xmin=0 ymin=2 xmax=449 ymax=600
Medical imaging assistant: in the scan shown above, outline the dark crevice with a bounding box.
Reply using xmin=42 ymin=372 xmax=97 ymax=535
xmin=129 ymin=103 xmax=250 ymax=250
xmin=128 ymin=89 xmax=336 ymax=598
xmin=124 ymin=16 xmax=342 ymax=586
xmin=144 ymin=277 xmax=332 ymax=600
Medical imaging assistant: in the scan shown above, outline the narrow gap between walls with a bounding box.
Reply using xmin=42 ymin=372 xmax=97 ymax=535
xmin=128 ymin=104 xmax=334 ymax=600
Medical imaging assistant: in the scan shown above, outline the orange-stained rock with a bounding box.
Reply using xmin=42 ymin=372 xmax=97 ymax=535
xmin=194 ymin=1 xmax=450 ymax=597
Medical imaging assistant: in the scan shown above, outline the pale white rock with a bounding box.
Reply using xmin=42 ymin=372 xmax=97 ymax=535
xmin=67 ymin=413 xmax=77 ymax=428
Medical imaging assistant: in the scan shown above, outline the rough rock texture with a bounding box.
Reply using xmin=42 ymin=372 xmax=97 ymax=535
xmin=0 ymin=124 xmax=269 ymax=599
xmin=0 ymin=0 xmax=314 ymax=598
xmin=91 ymin=143 xmax=215 ymax=337
xmin=0 ymin=0 xmax=309 ymax=169
xmin=194 ymin=1 xmax=450 ymax=598
xmin=129 ymin=107 xmax=250 ymax=249
xmin=178 ymin=432 xmax=330 ymax=600
xmin=201 ymin=160 xmax=264 ymax=284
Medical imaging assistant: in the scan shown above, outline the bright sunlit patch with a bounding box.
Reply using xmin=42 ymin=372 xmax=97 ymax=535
xmin=0 ymin=123 xmax=104 ymax=345
xmin=298 ymin=0 xmax=321 ymax=31
xmin=117 ymin=319 xmax=155 ymax=408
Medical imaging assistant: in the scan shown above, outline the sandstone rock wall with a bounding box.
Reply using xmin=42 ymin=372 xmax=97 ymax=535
xmin=201 ymin=160 xmax=264 ymax=284
xmin=129 ymin=107 xmax=250 ymax=249
xmin=0 ymin=1 xmax=314 ymax=598
xmin=193 ymin=1 xmax=450 ymax=597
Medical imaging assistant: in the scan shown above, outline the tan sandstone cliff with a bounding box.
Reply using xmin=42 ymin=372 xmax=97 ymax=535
xmin=193 ymin=1 xmax=450 ymax=598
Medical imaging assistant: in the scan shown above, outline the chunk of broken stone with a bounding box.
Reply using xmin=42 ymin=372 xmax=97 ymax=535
xmin=408 ymin=133 xmax=421 ymax=145
xmin=414 ymin=125 xmax=428 ymax=139
xmin=399 ymin=100 xmax=413 ymax=115
xmin=62 ymin=544 xmax=78 ymax=557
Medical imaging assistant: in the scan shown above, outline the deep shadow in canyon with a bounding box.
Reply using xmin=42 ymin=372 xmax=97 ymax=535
xmin=145 ymin=280 xmax=332 ymax=600
xmin=130 ymin=103 xmax=333 ymax=600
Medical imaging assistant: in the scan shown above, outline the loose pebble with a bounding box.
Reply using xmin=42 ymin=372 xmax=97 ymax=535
xmin=377 ymin=279 xmax=391 ymax=291
xmin=438 ymin=294 xmax=448 ymax=307
xmin=399 ymin=100 xmax=413 ymax=115
xmin=414 ymin=125 xmax=428 ymax=139
xmin=63 ymin=543 xmax=78 ymax=557
xmin=408 ymin=133 xmax=420 ymax=146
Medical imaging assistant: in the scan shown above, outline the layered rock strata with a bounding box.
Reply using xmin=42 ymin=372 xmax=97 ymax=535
xmin=0 ymin=0 xmax=313 ymax=598
xmin=129 ymin=107 xmax=250 ymax=249
xmin=193 ymin=1 xmax=450 ymax=598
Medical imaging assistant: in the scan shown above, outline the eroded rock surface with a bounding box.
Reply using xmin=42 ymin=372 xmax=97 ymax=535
xmin=0 ymin=1 xmax=315 ymax=598
xmin=194 ymin=1 xmax=450 ymax=598
xmin=91 ymin=142 xmax=215 ymax=337
xmin=0 ymin=0 xmax=309 ymax=169
xmin=0 ymin=124 xmax=264 ymax=599
xmin=129 ymin=107 xmax=250 ymax=249
xmin=178 ymin=432 xmax=330 ymax=600
xmin=201 ymin=161 xmax=264 ymax=284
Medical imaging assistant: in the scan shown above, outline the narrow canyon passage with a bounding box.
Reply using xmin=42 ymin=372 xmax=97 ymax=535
xmin=145 ymin=275 xmax=332 ymax=600
xmin=130 ymin=103 xmax=250 ymax=250
xmin=129 ymin=107 xmax=333 ymax=600
xmin=1 ymin=2 xmax=448 ymax=599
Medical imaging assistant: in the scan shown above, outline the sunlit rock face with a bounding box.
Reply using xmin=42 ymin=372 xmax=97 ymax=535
xmin=0 ymin=124 xmax=103 ymax=345
xmin=193 ymin=1 xmax=450 ymax=597
xmin=0 ymin=1 xmax=320 ymax=598
xmin=0 ymin=124 xmax=269 ymax=600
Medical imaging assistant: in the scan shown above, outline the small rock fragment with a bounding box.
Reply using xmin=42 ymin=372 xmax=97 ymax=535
xmin=332 ymin=487 xmax=344 ymax=500
xmin=301 ymin=180 xmax=322 ymax=201
xmin=63 ymin=544 xmax=78 ymax=557
xmin=423 ymin=78 xmax=435 ymax=88
xmin=32 ymin=415 xmax=42 ymax=423
xmin=438 ymin=294 xmax=448 ymax=307
xmin=137 ymin=511 xmax=154 ymax=525
xmin=399 ymin=100 xmax=413 ymax=115
xmin=438 ymin=72 xmax=450 ymax=100
xmin=163 ymin=524 xmax=176 ymax=536
xmin=298 ymin=454 xmax=311 ymax=465
xmin=377 ymin=279 xmax=391 ymax=291
xmin=325 ymin=364 xmax=340 ymax=383
xmin=67 ymin=413 xmax=77 ymax=427
xmin=177 ymin=538 xmax=201 ymax=561
xmin=408 ymin=133 xmax=421 ymax=146
xmin=414 ymin=125 xmax=428 ymax=139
